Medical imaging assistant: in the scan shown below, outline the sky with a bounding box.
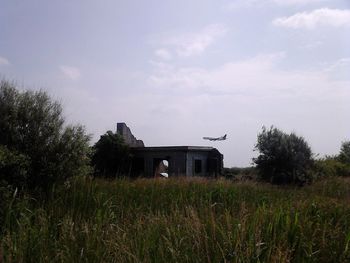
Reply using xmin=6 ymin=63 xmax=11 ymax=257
xmin=0 ymin=0 xmax=349 ymax=167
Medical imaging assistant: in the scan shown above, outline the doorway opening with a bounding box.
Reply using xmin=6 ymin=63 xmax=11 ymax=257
xmin=153 ymin=158 xmax=169 ymax=178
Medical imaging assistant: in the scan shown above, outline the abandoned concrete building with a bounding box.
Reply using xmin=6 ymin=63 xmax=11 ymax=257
xmin=117 ymin=123 xmax=223 ymax=177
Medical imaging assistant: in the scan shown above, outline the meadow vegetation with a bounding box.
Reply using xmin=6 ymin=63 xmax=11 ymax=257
xmin=1 ymin=176 xmax=350 ymax=262
xmin=1 ymin=79 xmax=350 ymax=262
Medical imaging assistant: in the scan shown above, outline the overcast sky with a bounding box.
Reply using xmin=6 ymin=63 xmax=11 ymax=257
xmin=1 ymin=0 xmax=349 ymax=167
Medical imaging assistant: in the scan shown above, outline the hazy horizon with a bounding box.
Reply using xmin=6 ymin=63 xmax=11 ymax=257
xmin=1 ymin=0 xmax=349 ymax=167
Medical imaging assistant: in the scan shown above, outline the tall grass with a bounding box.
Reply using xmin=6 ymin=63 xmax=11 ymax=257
xmin=1 ymin=177 xmax=350 ymax=262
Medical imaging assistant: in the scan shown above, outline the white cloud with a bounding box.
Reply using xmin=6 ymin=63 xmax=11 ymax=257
xmin=160 ymin=24 xmax=228 ymax=57
xmin=324 ymin=57 xmax=350 ymax=80
xmin=273 ymin=8 xmax=350 ymax=29
xmin=154 ymin=48 xmax=172 ymax=60
xmin=60 ymin=65 xmax=81 ymax=80
xmin=0 ymin=56 xmax=10 ymax=65
xmin=149 ymin=52 xmax=295 ymax=95
xmin=271 ymin=0 xmax=326 ymax=6
xmin=299 ymin=40 xmax=323 ymax=49
xmin=148 ymin=60 xmax=175 ymax=73
xmin=148 ymin=53 xmax=350 ymax=165
xmin=148 ymin=52 xmax=349 ymax=104
xmin=327 ymin=57 xmax=350 ymax=70
xmin=46 ymin=54 xmax=350 ymax=167
xmin=227 ymin=0 xmax=326 ymax=9
xmin=227 ymin=0 xmax=262 ymax=9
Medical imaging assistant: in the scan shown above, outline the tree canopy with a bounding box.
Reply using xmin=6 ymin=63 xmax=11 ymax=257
xmin=0 ymin=80 xmax=91 ymax=191
xmin=91 ymin=131 xmax=131 ymax=178
xmin=253 ymin=126 xmax=313 ymax=185
xmin=339 ymin=141 xmax=350 ymax=164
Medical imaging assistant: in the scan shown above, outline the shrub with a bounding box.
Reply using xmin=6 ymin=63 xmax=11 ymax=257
xmin=91 ymin=131 xmax=131 ymax=178
xmin=0 ymin=145 xmax=29 ymax=188
xmin=253 ymin=126 xmax=313 ymax=185
xmin=314 ymin=158 xmax=350 ymax=178
xmin=0 ymin=80 xmax=91 ymax=192
xmin=223 ymin=167 xmax=257 ymax=180
xmin=339 ymin=141 xmax=350 ymax=164
xmin=0 ymin=181 xmax=13 ymax=232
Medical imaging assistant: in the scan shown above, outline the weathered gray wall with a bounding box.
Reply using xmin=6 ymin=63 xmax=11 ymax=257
xmin=186 ymin=151 xmax=211 ymax=177
xmin=117 ymin=123 xmax=144 ymax=147
xmin=116 ymin=123 xmax=223 ymax=177
xmin=132 ymin=148 xmax=222 ymax=177
xmin=132 ymin=149 xmax=187 ymax=177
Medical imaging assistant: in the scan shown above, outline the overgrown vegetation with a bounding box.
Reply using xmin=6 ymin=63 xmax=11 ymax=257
xmin=91 ymin=130 xmax=131 ymax=178
xmin=339 ymin=141 xmax=350 ymax=164
xmin=253 ymin=126 xmax=313 ymax=185
xmin=223 ymin=167 xmax=257 ymax=180
xmin=309 ymin=141 xmax=350 ymax=179
xmin=313 ymin=157 xmax=350 ymax=178
xmin=1 ymin=78 xmax=350 ymax=262
xmin=1 ymin=177 xmax=350 ymax=262
xmin=0 ymin=80 xmax=91 ymax=232
xmin=0 ymin=80 xmax=91 ymax=192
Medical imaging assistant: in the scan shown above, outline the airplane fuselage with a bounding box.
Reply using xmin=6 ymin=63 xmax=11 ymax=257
xmin=203 ymin=134 xmax=227 ymax=141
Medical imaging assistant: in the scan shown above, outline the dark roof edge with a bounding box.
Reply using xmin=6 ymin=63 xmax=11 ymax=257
xmin=131 ymin=146 xmax=216 ymax=151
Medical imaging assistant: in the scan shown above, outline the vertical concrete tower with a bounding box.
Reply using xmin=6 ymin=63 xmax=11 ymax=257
xmin=117 ymin=123 xmax=144 ymax=147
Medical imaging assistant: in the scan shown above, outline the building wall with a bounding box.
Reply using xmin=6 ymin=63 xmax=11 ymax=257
xmin=117 ymin=123 xmax=144 ymax=147
xmin=132 ymin=150 xmax=188 ymax=177
xmin=186 ymin=151 xmax=210 ymax=177
xmin=132 ymin=148 xmax=222 ymax=177
xmin=116 ymin=123 xmax=223 ymax=177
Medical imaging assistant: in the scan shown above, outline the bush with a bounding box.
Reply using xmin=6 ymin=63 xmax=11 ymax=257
xmin=0 ymin=145 xmax=29 ymax=188
xmin=314 ymin=158 xmax=350 ymax=178
xmin=223 ymin=167 xmax=257 ymax=180
xmin=339 ymin=141 xmax=350 ymax=164
xmin=0 ymin=80 xmax=91 ymax=192
xmin=91 ymin=131 xmax=131 ymax=178
xmin=253 ymin=126 xmax=313 ymax=185
xmin=0 ymin=181 xmax=13 ymax=232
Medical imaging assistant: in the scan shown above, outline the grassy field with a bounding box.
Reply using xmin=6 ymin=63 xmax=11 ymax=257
xmin=1 ymin=177 xmax=350 ymax=263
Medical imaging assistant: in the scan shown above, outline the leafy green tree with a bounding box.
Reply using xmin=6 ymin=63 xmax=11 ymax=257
xmin=338 ymin=141 xmax=350 ymax=164
xmin=0 ymin=145 xmax=29 ymax=229
xmin=313 ymin=157 xmax=350 ymax=178
xmin=0 ymin=80 xmax=91 ymax=191
xmin=0 ymin=145 xmax=29 ymax=187
xmin=253 ymin=126 xmax=313 ymax=185
xmin=91 ymin=131 xmax=131 ymax=178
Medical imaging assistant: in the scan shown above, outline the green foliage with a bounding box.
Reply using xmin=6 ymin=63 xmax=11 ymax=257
xmin=1 ymin=177 xmax=350 ymax=262
xmin=0 ymin=80 xmax=91 ymax=191
xmin=314 ymin=157 xmax=350 ymax=178
xmin=253 ymin=126 xmax=313 ymax=185
xmin=339 ymin=141 xmax=350 ymax=164
xmin=0 ymin=145 xmax=29 ymax=188
xmin=0 ymin=181 xmax=13 ymax=232
xmin=312 ymin=141 xmax=350 ymax=179
xmin=223 ymin=166 xmax=257 ymax=180
xmin=91 ymin=131 xmax=131 ymax=178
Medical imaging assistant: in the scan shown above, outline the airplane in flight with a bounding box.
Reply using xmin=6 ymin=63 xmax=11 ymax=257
xmin=203 ymin=134 xmax=227 ymax=141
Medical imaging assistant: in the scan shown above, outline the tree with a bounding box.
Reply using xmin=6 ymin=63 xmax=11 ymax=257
xmin=0 ymin=145 xmax=29 ymax=188
xmin=253 ymin=126 xmax=313 ymax=185
xmin=0 ymin=80 xmax=91 ymax=191
xmin=339 ymin=141 xmax=350 ymax=164
xmin=91 ymin=131 xmax=131 ymax=178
